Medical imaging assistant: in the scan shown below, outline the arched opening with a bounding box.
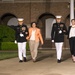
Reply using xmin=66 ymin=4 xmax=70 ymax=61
xmin=37 ymin=12 xmax=55 ymax=49
xmin=65 ymin=14 xmax=70 ymax=27
xmin=1 ymin=13 xmax=18 ymax=27
xmin=64 ymin=14 xmax=70 ymax=49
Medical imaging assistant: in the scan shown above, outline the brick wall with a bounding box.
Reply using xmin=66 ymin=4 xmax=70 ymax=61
xmin=0 ymin=2 xmax=69 ymax=23
xmin=0 ymin=2 xmax=70 ymax=49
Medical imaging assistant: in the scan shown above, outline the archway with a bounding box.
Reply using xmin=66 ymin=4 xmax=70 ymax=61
xmin=1 ymin=13 xmax=18 ymax=26
xmin=64 ymin=14 xmax=70 ymax=49
xmin=37 ymin=12 xmax=55 ymax=49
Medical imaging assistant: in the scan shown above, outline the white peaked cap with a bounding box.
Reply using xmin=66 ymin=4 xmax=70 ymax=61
xmin=56 ymin=16 xmax=62 ymax=18
xmin=18 ymin=18 xmax=24 ymax=21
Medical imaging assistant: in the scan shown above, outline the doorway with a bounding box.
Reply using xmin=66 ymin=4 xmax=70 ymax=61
xmin=37 ymin=13 xmax=55 ymax=49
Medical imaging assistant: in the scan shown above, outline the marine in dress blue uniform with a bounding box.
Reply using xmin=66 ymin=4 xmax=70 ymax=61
xmin=15 ymin=18 xmax=28 ymax=62
xmin=51 ymin=16 xmax=67 ymax=63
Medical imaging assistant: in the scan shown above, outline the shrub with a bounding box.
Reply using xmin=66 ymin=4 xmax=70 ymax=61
xmin=0 ymin=25 xmax=15 ymax=42
xmin=1 ymin=42 xmax=29 ymax=51
xmin=0 ymin=25 xmax=29 ymax=51
xmin=26 ymin=42 xmax=29 ymax=50
xmin=1 ymin=42 xmax=17 ymax=50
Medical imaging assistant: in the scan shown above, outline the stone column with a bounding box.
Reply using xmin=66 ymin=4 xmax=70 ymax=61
xmin=70 ymin=0 xmax=74 ymax=25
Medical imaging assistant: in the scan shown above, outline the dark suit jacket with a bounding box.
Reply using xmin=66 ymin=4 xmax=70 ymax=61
xmin=51 ymin=22 xmax=67 ymax=42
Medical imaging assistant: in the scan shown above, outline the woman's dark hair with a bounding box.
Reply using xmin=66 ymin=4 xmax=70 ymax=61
xmin=31 ymin=22 xmax=37 ymax=27
xmin=71 ymin=19 xmax=75 ymax=22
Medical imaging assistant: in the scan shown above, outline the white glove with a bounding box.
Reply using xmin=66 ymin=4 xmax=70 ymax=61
xmin=20 ymin=33 xmax=24 ymax=37
xmin=14 ymin=40 xmax=17 ymax=44
xmin=52 ymin=40 xmax=54 ymax=42
xmin=59 ymin=30 xmax=62 ymax=34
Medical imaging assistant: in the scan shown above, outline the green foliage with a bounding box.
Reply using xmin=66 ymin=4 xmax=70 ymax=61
xmin=1 ymin=42 xmax=17 ymax=50
xmin=26 ymin=42 xmax=29 ymax=50
xmin=1 ymin=42 xmax=29 ymax=51
xmin=0 ymin=25 xmax=15 ymax=42
xmin=0 ymin=25 xmax=29 ymax=50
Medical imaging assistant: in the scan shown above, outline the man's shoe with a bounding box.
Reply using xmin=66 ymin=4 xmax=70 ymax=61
xmin=19 ymin=60 xmax=23 ymax=63
xmin=33 ymin=59 xmax=36 ymax=63
xmin=24 ymin=57 xmax=27 ymax=62
xmin=57 ymin=59 xmax=61 ymax=63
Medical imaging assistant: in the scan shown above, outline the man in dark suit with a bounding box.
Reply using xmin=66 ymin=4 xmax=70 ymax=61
xmin=51 ymin=16 xmax=67 ymax=63
xmin=15 ymin=18 xmax=28 ymax=62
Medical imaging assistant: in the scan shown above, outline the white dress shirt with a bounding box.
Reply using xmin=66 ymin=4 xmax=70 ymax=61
xmin=69 ymin=26 xmax=75 ymax=38
xmin=30 ymin=30 xmax=36 ymax=40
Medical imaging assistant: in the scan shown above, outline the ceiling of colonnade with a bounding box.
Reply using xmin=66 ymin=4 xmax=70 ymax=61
xmin=0 ymin=0 xmax=70 ymax=3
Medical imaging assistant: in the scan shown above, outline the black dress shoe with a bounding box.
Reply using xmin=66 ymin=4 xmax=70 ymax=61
xmin=24 ymin=57 xmax=27 ymax=62
xmin=57 ymin=60 xmax=61 ymax=63
xmin=19 ymin=60 xmax=23 ymax=62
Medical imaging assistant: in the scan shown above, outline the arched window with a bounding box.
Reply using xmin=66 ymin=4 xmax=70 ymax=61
xmin=1 ymin=13 xmax=18 ymax=26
